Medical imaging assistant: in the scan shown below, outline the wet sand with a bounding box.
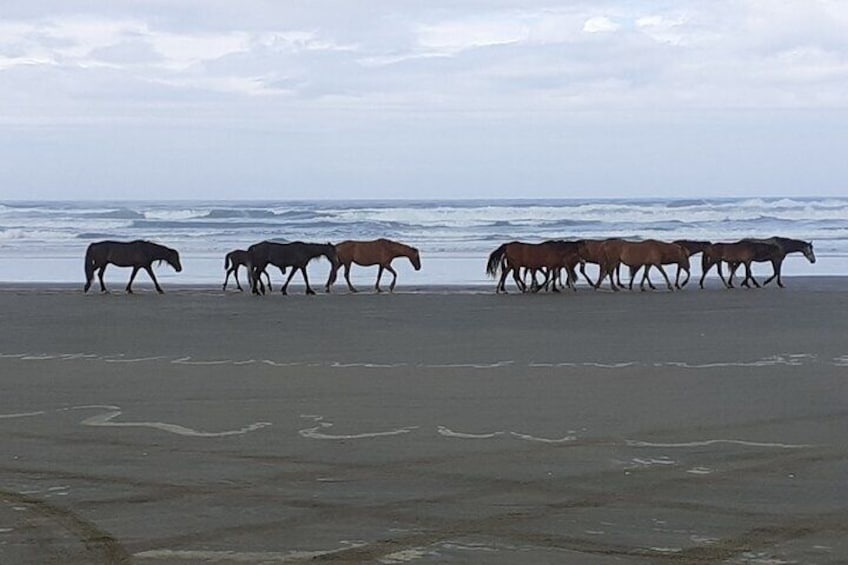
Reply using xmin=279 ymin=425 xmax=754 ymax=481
xmin=1 ymin=279 xmax=847 ymax=563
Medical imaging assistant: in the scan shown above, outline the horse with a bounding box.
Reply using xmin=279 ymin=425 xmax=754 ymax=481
xmin=734 ymin=237 xmax=816 ymax=287
xmin=576 ymin=239 xmax=624 ymax=289
xmin=248 ymin=241 xmax=338 ymax=295
xmin=698 ymin=240 xmax=782 ymax=289
xmin=222 ymin=249 xmax=273 ymax=292
xmin=597 ymin=239 xmax=689 ymax=291
xmin=486 ymin=241 xmax=580 ymax=293
xmin=83 ymin=240 xmax=182 ymax=294
xmin=325 ymin=239 xmax=421 ymax=293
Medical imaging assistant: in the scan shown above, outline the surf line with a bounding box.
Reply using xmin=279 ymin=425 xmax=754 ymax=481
xmin=298 ymin=415 xmax=418 ymax=440
xmin=77 ymin=406 xmax=271 ymax=437
xmin=0 ymin=405 xmax=270 ymax=438
xmin=626 ymin=439 xmax=815 ymax=449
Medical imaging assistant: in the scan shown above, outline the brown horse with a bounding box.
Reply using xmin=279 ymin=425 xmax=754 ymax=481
xmin=597 ymin=239 xmax=689 ymax=291
xmin=486 ymin=241 xmax=579 ymax=293
xmin=84 ymin=240 xmax=182 ymax=294
xmin=325 ymin=239 xmax=421 ymax=293
xmin=576 ymin=239 xmax=624 ymax=289
xmin=733 ymin=237 xmax=816 ymax=287
xmin=222 ymin=249 xmax=273 ymax=292
xmin=699 ymin=240 xmax=782 ymax=289
xmin=248 ymin=241 xmax=338 ymax=295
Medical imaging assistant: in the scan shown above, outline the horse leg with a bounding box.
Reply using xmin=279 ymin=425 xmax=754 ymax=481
xmin=144 ymin=266 xmax=164 ymax=293
xmin=301 ymin=267 xmax=316 ymax=295
xmin=97 ymin=265 xmax=109 ymax=293
xmin=280 ymin=267 xmax=298 ymax=295
xmin=386 ymin=264 xmax=398 ymax=292
xmin=628 ymin=265 xmax=637 ymax=290
xmin=343 ymin=264 xmax=358 ymax=293
xmin=234 ymin=266 xmax=243 ymax=291
xmin=728 ymin=262 xmax=740 ymax=287
xmin=717 ymin=261 xmax=730 ymax=288
xmin=567 ymin=266 xmax=578 ymax=291
xmin=579 ymin=261 xmax=595 ymax=287
xmin=699 ymin=255 xmax=713 ymax=289
xmin=496 ymin=268 xmax=509 ymax=293
xmin=748 ymin=263 xmax=761 ymax=288
xmin=763 ymin=259 xmax=779 ymax=287
xmin=126 ymin=266 xmax=140 ymax=294
xmin=324 ymin=263 xmax=337 ymax=293
xmin=513 ymin=266 xmax=526 ymax=292
xmin=375 ymin=265 xmax=384 ymax=293
xmin=655 ymin=264 xmax=673 ymax=291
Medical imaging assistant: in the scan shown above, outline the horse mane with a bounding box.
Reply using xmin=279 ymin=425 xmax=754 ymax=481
xmin=388 ymin=239 xmax=417 ymax=257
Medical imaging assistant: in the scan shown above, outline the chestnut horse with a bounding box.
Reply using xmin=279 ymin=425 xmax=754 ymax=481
xmin=222 ymin=249 xmax=273 ymax=292
xmin=486 ymin=241 xmax=580 ymax=293
xmin=325 ymin=239 xmax=421 ymax=293
xmin=248 ymin=241 xmax=338 ymax=295
xmin=698 ymin=240 xmax=781 ymax=289
xmin=576 ymin=239 xmax=624 ymax=289
xmin=597 ymin=239 xmax=689 ymax=291
xmin=84 ymin=240 xmax=182 ymax=294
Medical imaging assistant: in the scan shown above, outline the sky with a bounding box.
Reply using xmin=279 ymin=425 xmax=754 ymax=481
xmin=1 ymin=0 xmax=847 ymax=200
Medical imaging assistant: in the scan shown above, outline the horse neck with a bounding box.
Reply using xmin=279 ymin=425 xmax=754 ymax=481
xmin=392 ymin=242 xmax=414 ymax=259
xmin=779 ymin=239 xmax=806 ymax=253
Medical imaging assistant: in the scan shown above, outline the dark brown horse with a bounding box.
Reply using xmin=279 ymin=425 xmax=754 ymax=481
xmin=576 ymin=239 xmax=624 ymax=289
xmin=325 ymin=239 xmax=421 ymax=293
xmin=734 ymin=237 xmax=816 ymax=287
xmin=222 ymin=249 xmax=274 ymax=292
xmin=248 ymin=241 xmax=338 ymax=295
xmin=597 ymin=239 xmax=689 ymax=291
xmin=699 ymin=240 xmax=781 ymax=289
xmin=84 ymin=240 xmax=182 ymax=294
xmin=486 ymin=241 xmax=579 ymax=293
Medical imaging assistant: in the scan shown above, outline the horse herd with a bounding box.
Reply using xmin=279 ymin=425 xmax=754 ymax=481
xmin=81 ymin=236 xmax=815 ymax=295
xmin=486 ymin=237 xmax=815 ymax=294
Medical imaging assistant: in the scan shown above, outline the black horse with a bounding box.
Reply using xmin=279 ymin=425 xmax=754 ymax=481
xmin=248 ymin=241 xmax=338 ymax=295
xmin=222 ymin=249 xmax=274 ymax=292
xmin=84 ymin=240 xmax=182 ymax=294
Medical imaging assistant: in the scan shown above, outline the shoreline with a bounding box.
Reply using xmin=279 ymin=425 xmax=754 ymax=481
xmin=0 ymin=274 xmax=844 ymax=294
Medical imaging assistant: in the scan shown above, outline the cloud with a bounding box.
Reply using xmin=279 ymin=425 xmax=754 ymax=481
xmin=583 ymin=16 xmax=620 ymax=34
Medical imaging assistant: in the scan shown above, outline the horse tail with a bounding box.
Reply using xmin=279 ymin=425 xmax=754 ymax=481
xmin=486 ymin=244 xmax=508 ymax=278
xmin=224 ymin=252 xmax=232 ymax=271
xmin=83 ymin=243 xmax=97 ymax=291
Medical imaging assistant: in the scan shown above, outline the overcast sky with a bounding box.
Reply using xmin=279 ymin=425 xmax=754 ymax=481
xmin=2 ymin=0 xmax=847 ymax=200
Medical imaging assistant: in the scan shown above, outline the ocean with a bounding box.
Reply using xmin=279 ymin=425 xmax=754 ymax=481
xmin=0 ymin=198 xmax=845 ymax=287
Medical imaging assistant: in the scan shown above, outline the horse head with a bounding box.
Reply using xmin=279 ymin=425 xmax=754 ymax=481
xmin=410 ymin=248 xmax=421 ymax=271
xmin=804 ymin=242 xmax=816 ymax=264
xmin=165 ymin=247 xmax=183 ymax=272
xmin=324 ymin=243 xmax=340 ymax=268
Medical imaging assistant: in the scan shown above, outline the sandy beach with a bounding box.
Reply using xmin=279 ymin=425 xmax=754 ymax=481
xmin=1 ymin=279 xmax=847 ymax=563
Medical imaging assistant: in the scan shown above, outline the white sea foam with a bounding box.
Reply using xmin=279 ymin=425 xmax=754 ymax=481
xmin=378 ymin=548 xmax=433 ymax=563
xmin=686 ymin=467 xmax=714 ymax=475
xmin=0 ymin=410 xmax=46 ymax=419
xmin=134 ymin=542 xmax=368 ymax=562
xmin=79 ymin=406 xmax=271 ymax=437
xmin=1 ymin=198 xmax=843 ymax=283
xmin=298 ymin=415 xmax=418 ymax=440
xmin=627 ymin=439 xmax=814 ymax=449
xmin=437 ymin=426 xmax=505 ymax=439
xmin=510 ymin=432 xmax=576 ymax=443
